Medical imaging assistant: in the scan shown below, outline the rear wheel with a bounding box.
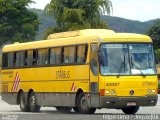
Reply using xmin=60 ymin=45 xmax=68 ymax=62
xmin=56 ymin=107 xmax=72 ymax=113
xmin=121 ymin=106 xmax=139 ymax=114
xmin=29 ymin=92 xmax=40 ymax=112
xmin=77 ymin=93 xmax=96 ymax=114
xmin=19 ymin=92 xmax=30 ymax=112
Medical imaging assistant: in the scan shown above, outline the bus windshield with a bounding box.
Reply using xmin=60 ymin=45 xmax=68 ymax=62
xmin=99 ymin=43 xmax=156 ymax=75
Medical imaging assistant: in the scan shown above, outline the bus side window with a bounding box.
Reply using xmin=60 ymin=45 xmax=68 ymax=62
xmin=38 ymin=49 xmax=49 ymax=66
xmin=19 ymin=51 xmax=27 ymax=67
xmin=24 ymin=51 xmax=28 ymax=66
xmin=33 ymin=50 xmax=38 ymax=66
xmin=63 ymin=46 xmax=76 ymax=64
xmin=15 ymin=52 xmax=21 ymax=67
xmin=13 ymin=52 xmax=19 ymax=67
xmin=76 ymin=45 xmax=88 ymax=63
xmin=50 ymin=47 xmax=62 ymax=64
xmin=27 ymin=50 xmax=38 ymax=66
xmin=2 ymin=53 xmax=8 ymax=68
xmin=27 ymin=50 xmax=33 ymax=66
xmin=8 ymin=52 xmax=14 ymax=68
xmin=13 ymin=52 xmax=16 ymax=67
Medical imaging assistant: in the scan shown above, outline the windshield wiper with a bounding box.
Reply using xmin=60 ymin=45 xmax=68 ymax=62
xmin=117 ymin=54 xmax=126 ymax=77
xmin=131 ymin=56 xmax=146 ymax=76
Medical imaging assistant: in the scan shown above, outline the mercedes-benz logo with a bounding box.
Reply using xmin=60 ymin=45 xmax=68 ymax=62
xmin=130 ymin=90 xmax=134 ymax=95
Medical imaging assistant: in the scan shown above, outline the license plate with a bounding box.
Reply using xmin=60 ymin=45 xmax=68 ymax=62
xmin=127 ymin=102 xmax=136 ymax=106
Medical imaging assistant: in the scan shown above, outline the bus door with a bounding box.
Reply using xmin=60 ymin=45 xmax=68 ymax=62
xmin=90 ymin=43 xmax=100 ymax=107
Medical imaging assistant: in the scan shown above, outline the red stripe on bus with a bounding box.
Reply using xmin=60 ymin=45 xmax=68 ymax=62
xmin=12 ymin=72 xmax=18 ymax=92
xmin=15 ymin=75 xmax=20 ymax=91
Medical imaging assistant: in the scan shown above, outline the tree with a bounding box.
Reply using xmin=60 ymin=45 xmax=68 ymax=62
xmin=146 ymin=20 xmax=160 ymax=50
xmin=44 ymin=0 xmax=112 ymax=39
xmin=0 ymin=0 xmax=39 ymax=45
xmin=146 ymin=20 xmax=160 ymax=62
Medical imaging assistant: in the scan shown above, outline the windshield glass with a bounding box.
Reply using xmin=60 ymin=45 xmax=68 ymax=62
xmin=100 ymin=44 xmax=130 ymax=75
xmin=99 ymin=43 xmax=156 ymax=76
xmin=129 ymin=44 xmax=155 ymax=75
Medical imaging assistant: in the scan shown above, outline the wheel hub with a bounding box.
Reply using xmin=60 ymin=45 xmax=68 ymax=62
xmin=20 ymin=97 xmax=25 ymax=108
xmin=30 ymin=96 xmax=36 ymax=107
xmin=80 ymin=96 xmax=88 ymax=110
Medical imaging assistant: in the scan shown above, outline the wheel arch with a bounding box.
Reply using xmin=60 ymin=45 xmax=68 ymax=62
xmin=75 ymin=88 xmax=84 ymax=105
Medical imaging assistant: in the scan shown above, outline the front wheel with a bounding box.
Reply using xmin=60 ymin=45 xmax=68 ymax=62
xmin=121 ymin=106 xmax=139 ymax=114
xmin=29 ymin=92 xmax=40 ymax=112
xmin=77 ymin=93 xmax=96 ymax=114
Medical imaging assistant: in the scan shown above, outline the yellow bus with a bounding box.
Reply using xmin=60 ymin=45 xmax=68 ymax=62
xmin=1 ymin=29 xmax=158 ymax=114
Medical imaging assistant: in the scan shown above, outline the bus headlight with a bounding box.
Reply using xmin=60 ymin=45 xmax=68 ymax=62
xmin=105 ymin=90 xmax=110 ymax=94
xmin=152 ymin=89 xmax=156 ymax=93
xmin=148 ymin=89 xmax=152 ymax=94
xmin=148 ymin=89 xmax=156 ymax=94
xmin=110 ymin=90 xmax=116 ymax=95
xmin=105 ymin=90 xmax=116 ymax=95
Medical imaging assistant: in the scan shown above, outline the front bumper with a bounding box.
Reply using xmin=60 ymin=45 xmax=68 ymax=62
xmin=100 ymin=95 xmax=158 ymax=108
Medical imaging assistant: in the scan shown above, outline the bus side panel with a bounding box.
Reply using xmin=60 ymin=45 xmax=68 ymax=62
xmin=1 ymin=65 xmax=90 ymax=107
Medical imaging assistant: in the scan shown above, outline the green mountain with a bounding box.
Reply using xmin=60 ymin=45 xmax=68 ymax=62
xmin=30 ymin=9 xmax=56 ymax=40
xmin=30 ymin=9 xmax=157 ymax=40
xmin=100 ymin=16 xmax=156 ymax=34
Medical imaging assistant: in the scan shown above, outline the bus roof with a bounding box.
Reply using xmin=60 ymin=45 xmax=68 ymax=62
xmin=47 ymin=29 xmax=115 ymax=39
xmin=2 ymin=29 xmax=152 ymax=52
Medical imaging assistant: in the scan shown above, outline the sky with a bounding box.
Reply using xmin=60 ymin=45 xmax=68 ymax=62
xmin=29 ymin=0 xmax=160 ymax=22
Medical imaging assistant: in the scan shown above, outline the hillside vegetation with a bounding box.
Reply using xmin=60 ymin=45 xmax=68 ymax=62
xmin=30 ymin=9 xmax=157 ymax=39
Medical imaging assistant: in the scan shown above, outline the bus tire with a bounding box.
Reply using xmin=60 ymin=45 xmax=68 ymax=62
xmin=77 ymin=93 xmax=96 ymax=114
xmin=121 ymin=106 xmax=139 ymax=114
xmin=56 ymin=107 xmax=72 ymax=113
xmin=19 ymin=92 xmax=30 ymax=112
xmin=28 ymin=92 xmax=40 ymax=112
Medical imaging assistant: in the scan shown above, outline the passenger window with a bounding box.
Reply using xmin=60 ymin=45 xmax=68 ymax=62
xmin=2 ymin=53 xmax=8 ymax=68
xmin=19 ymin=51 xmax=27 ymax=67
xmin=63 ymin=46 xmax=76 ymax=64
xmin=7 ymin=53 xmax=14 ymax=68
xmin=27 ymin=50 xmax=33 ymax=66
xmin=33 ymin=50 xmax=38 ymax=65
xmin=77 ymin=45 xmax=88 ymax=63
xmin=14 ymin=52 xmax=20 ymax=67
xmin=27 ymin=50 xmax=38 ymax=66
xmin=50 ymin=47 xmax=62 ymax=64
xmin=38 ymin=49 xmax=49 ymax=65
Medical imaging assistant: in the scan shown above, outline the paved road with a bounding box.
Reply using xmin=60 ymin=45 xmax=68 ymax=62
xmin=0 ymin=95 xmax=160 ymax=120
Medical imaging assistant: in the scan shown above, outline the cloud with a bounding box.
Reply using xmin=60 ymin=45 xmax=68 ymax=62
xmin=29 ymin=0 xmax=51 ymax=10
xmin=29 ymin=0 xmax=160 ymax=21
xmin=111 ymin=0 xmax=160 ymax=21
